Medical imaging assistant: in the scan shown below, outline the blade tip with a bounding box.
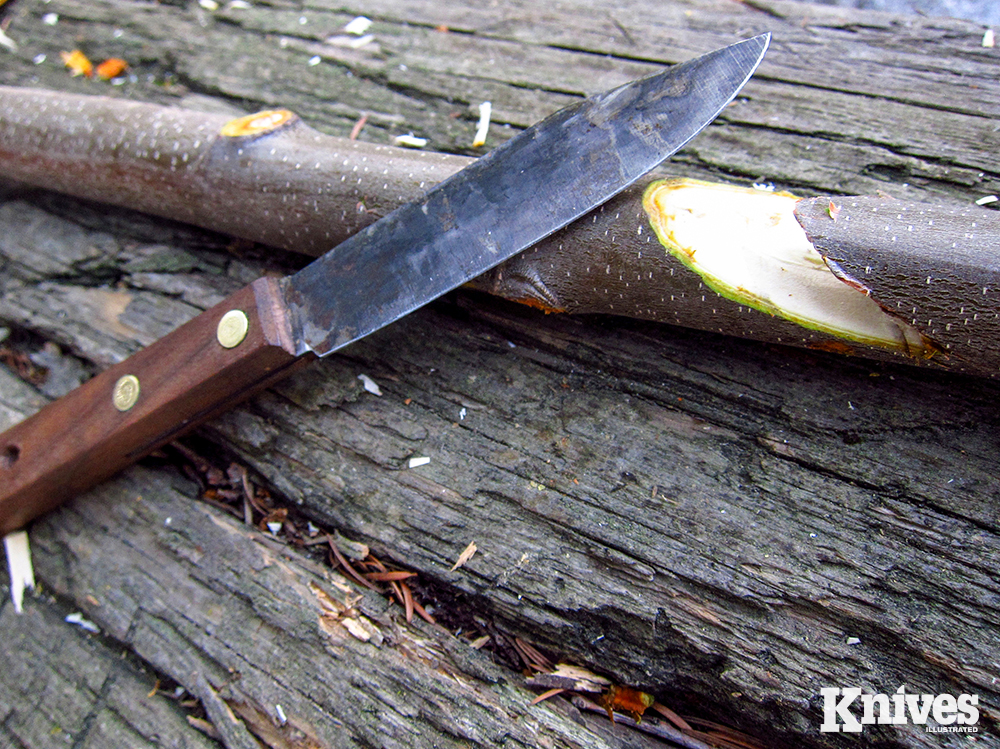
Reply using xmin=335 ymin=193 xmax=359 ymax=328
xmin=744 ymin=31 xmax=772 ymax=54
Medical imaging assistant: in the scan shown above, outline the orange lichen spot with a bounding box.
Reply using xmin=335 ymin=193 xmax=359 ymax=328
xmin=827 ymin=199 xmax=841 ymax=221
xmin=95 ymin=57 xmax=128 ymax=80
xmin=220 ymin=109 xmax=298 ymax=138
xmin=60 ymin=49 xmax=93 ymax=78
xmin=597 ymin=684 xmax=655 ymax=724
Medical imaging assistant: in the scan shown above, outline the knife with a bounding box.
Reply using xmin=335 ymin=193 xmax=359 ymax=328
xmin=0 ymin=34 xmax=769 ymax=534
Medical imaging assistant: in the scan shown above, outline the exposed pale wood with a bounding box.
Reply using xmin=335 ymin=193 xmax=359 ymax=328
xmin=1 ymin=1 xmax=999 ymax=748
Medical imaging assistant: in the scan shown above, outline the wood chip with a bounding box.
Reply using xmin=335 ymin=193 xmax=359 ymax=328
xmin=469 ymin=634 xmax=491 ymax=649
xmin=3 ymin=531 xmax=35 ymax=613
xmin=343 ymin=16 xmax=372 ymax=34
xmin=450 ymin=540 xmax=477 ymax=571
xmin=59 ymin=49 xmax=93 ymax=78
xmin=358 ymin=373 xmax=382 ymax=395
xmin=525 ymin=663 xmax=611 ymax=693
xmin=341 ymin=616 xmax=372 ymax=642
xmin=186 ymin=715 xmax=222 ymax=740
xmin=332 ymin=530 xmax=369 ymax=561
xmin=393 ymin=134 xmax=427 ymax=148
xmin=472 ymin=101 xmax=491 ymax=147
xmin=64 ymin=612 xmax=100 ymax=633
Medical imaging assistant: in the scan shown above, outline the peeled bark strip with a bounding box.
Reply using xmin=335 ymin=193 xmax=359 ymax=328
xmin=2 ymin=1 xmax=1000 ymax=748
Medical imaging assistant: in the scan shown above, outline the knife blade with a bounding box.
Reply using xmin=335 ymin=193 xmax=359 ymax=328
xmin=0 ymin=33 xmax=769 ymax=534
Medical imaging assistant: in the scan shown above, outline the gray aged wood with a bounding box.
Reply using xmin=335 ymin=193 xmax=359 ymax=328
xmin=1 ymin=1 xmax=999 ymax=748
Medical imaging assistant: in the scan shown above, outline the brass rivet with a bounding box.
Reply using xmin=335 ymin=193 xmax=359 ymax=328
xmin=113 ymin=374 xmax=141 ymax=412
xmin=217 ymin=309 xmax=249 ymax=348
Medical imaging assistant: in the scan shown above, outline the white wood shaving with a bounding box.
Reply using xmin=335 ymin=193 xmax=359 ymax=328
xmin=393 ymin=134 xmax=428 ymax=148
xmin=0 ymin=29 xmax=18 ymax=52
xmin=344 ymin=16 xmax=373 ymax=35
xmin=4 ymin=531 xmax=35 ymax=614
xmin=65 ymin=612 xmax=100 ymax=633
xmin=347 ymin=34 xmax=375 ymax=49
xmin=275 ymin=704 xmax=287 ymax=725
xmin=473 ymin=101 xmax=492 ymax=147
xmin=975 ymin=195 xmax=997 ymax=205
xmin=266 ymin=521 xmax=283 ymax=534
xmin=198 ymin=0 xmax=219 ymax=10
xmin=358 ymin=373 xmax=382 ymax=395
xmin=983 ymin=29 xmax=995 ymax=48
xmin=408 ymin=456 xmax=431 ymax=468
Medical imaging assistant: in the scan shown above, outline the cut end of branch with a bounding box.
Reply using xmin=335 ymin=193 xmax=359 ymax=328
xmin=641 ymin=178 xmax=934 ymax=358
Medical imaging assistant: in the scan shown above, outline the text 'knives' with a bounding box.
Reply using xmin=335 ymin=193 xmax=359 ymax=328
xmin=0 ymin=34 xmax=770 ymax=534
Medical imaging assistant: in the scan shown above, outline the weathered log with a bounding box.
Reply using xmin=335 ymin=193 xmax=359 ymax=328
xmin=2 ymin=1 xmax=1000 ymax=748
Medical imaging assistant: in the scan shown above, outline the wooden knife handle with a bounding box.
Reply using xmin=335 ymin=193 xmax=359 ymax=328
xmin=0 ymin=277 xmax=310 ymax=535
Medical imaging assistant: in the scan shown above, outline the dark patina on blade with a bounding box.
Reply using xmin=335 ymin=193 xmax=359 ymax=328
xmin=285 ymin=33 xmax=770 ymax=357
